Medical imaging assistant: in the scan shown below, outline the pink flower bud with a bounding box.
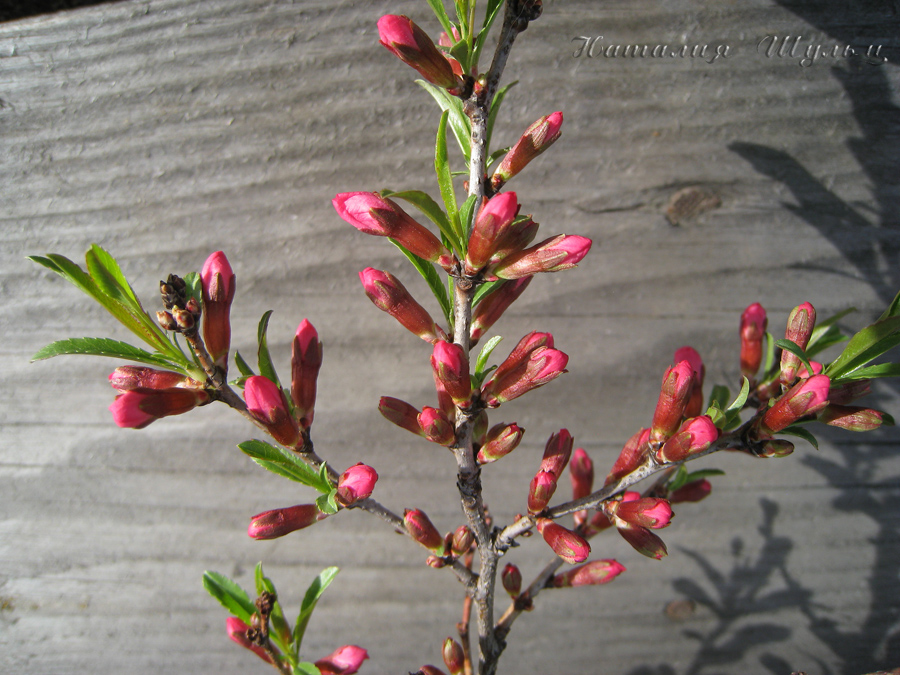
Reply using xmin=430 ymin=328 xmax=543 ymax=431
xmin=291 ymin=319 xmax=322 ymax=429
xmin=539 ymin=429 xmax=574 ymax=479
xmin=377 ymin=15 xmax=462 ymax=91
xmin=481 ymin=334 xmax=568 ymax=407
xmin=656 ymin=415 xmax=719 ymax=463
xmin=569 ymin=447 xmax=594 ymax=526
xmin=226 ymin=617 xmax=273 ymax=664
xmin=491 ymin=234 xmax=592 ymax=280
xmin=740 ymin=302 xmax=767 ymax=379
xmin=674 ymin=346 xmax=705 ymax=418
xmin=465 ymin=192 xmax=521 ymax=274
xmin=760 ymin=373 xmax=830 ymax=434
xmin=818 ymin=404 xmax=889 ymax=432
xmin=605 ymin=428 xmax=650 ymax=485
xmin=443 ymin=638 xmax=465 ymax=675
xmin=200 ymin=251 xmax=235 ymax=370
xmin=669 ymin=478 xmax=712 ymax=503
xmin=379 ymin=396 xmax=426 ymax=436
xmin=491 ymin=112 xmax=564 ymax=190
xmin=470 ymin=277 xmax=532 ymax=345
xmin=109 ymin=388 xmax=208 ymax=429
xmin=450 ymin=525 xmax=475 ymax=555
xmin=248 ymin=503 xmax=321 ymax=540
xmin=536 ymin=518 xmax=591 ymax=564
xmin=780 ymin=302 xmax=816 ymax=386
xmin=404 ymin=508 xmax=445 ymax=552
xmin=488 ymin=216 xmax=540 ymax=267
xmin=616 ymin=522 xmax=668 ymax=560
xmin=650 ymin=360 xmax=696 ymax=445
xmin=418 ymin=406 xmax=456 ymax=446
xmin=244 ymin=375 xmax=301 ymax=448
xmin=477 ymin=422 xmax=525 ymax=463
xmin=527 ymin=469 xmax=559 ymax=515
xmin=610 ymin=497 xmax=673 ymax=529
xmin=334 ymin=192 xmax=453 ymax=269
xmin=315 ymin=645 xmax=370 ymax=675
xmin=431 ymin=341 xmax=471 ymax=406
xmin=359 ymin=268 xmax=446 ymax=343
xmin=336 ymin=463 xmax=379 ymax=507
xmin=501 ymin=563 xmax=522 ymax=597
xmin=109 ymin=366 xmax=197 ymax=391
xmin=551 ymin=559 xmax=626 ymax=587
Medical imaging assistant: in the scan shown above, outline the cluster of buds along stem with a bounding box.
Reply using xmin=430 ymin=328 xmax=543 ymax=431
xmin=108 ymin=366 xmax=209 ymax=428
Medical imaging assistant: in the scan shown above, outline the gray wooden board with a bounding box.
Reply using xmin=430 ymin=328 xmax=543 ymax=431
xmin=2 ymin=0 xmax=899 ymax=673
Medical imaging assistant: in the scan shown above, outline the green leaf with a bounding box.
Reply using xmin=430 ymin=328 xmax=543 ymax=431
xmin=295 ymin=663 xmax=322 ymax=675
xmin=292 ymin=567 xmax=340 ymax=655
xmin=472 ymin=279 xmax=503 ymax=307
xmin=475 ymin=335 xmax=503 ymax=377
xmin=486 ymin=80 xmax=517 ymax=153
xmin=806 ymin=324 xmax=849 ymax=360
xmin=238 ymin=440 xmax=331 ymax=492
xmin=203 ymin=571 xmax=257 ymax=624
xmin=316 ymin=490 xmax=339 ymax=515
xmin=878 ymin=287 xmax=900 ymax=321
xmin=762 ymin=330 xmax=777 ymax=377
xmin=725 ymin=378 xmax=750 ymax=414
xmin=826 ymin=316 xmax=900 ymax=380
xmin=183 ymin=271 xmax=202 ymax=306
xmin=774 ymin=339 xmax=815 ymax=380
xmin=234 ymin=350 xmax=256 ymax=378
xmin=435 ymin=111 xmax=462 ymax=244
xmin=458 ymin=194 xmax=478 ymax=238
xmin=387 ymin=239 xmax=452 ymax=326
xmin=85 ymin=244 xmax=140 ymax=307
xmin=424 ymin=0 xmax=454 ymax=36
xmin=256 ymin=310 xmax=282 ymax=387
xmin=416 ymin=80 xmax=472 ymax=161
xmin=666 ymin=465 xmax=691 ymax=492
xmin=684 ymin=468 xmax=726 ymax=482
xmin=707 ymin=384 xmax=731 ymax=412
xmin=382 ymin=189 xmax=460 ymax=252
xmin=833 ymin=362 xmax=900 ymax=380
xmin=31 ymin=337 xmax=189 ymax=373
xmin=473 ymin=0 xmax=505 ymax=69
xmin=778 ymin=425 xmax=819 ymax=450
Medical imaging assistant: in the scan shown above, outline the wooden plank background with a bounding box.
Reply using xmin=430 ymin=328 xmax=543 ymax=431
xmin=2 ymin=0 xmax=899 ymax=673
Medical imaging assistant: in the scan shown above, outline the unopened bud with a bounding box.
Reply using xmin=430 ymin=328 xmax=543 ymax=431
xmin=477 ymin=422 xmax=524 ymax=464
xmin=450 ymin=525 xmax=475 ymax=555
xmin=501 ymin=563 xmax=522 ymax=597
xmin=442 ymin=638 xmax=465 ymax=675
xmin=404 ymin=508 xmax=445 ymax=552
xmin=551 ymin=559 xmax=626 ymax=587
xmin=536 ymin=518 xmax=590 ymax=564
xmin=780 ymin=302 xmax=816 ymax=386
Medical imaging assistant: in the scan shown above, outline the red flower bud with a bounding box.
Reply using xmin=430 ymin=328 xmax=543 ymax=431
xmin=379 ymin=396 xmax=426 ymax=437
xmin=527 ymin=470 xmax=558 ymax=515
xmin=450 ymin=525 xmax=475 ymax=555
xmin=780 ymin=302 xmax=816 ymax=386
xmin=740 ymin=302 xmax=767 ymax=380
xmin=481 ymin=334 xmax=568 ymax=407
xmin=669 ymin=478 xmax=712 ymax=503
xmin=818 ymin=404 xmax=890 ymax=432
xmin=470 ymin=277 xmax=532 ymax=346
xmin=315 ymin=645 xmax=369 ymax=675
xmin=465 ymin=192 xmax=521 ymax=274
xmin=334 ymin=192 xmax=453 ymax=269
xmin=536 ymin=518 xmax=591 ymax=564
xmin=657 ymin=415 xmax=719 ymax=464
xmin=431 ymin=341 xmax=472 ymax=406
xmin=477 ymin=422 xmax=525 ymax=464
xmin=491 ymin=234 xmax=592 ymax=280
xmin=569 ymin=448 xmax=594 ymax=526
xmin=244 ymin=375 xmax=301 ymax=448
xmin=291 ymin=319 xmax=322 ymax=429
xmin=248 ymin=504 xmax=321 ymax=540
xmin=650 ymin=360 xmax=695 ymax=445
xmin=606 ymin=428 xmax=650 ymax=486
xmin=359 ymin=268 xmax=446 ymax=343
xmin=539 ymin=429 xmax=574 ymax=479
xmin=760 ymin=373 xmax=830 ymax=434
xmin=551 ymin=559 xmax=626 ymax=587
xmin=610 ymin=495 xmax=673 ymax=529
xmin=418 ymin=406 xmax=456 ymax=446
xmin=377 ymin=15 xmax=462 ymax=91
xmin=442 ymin=638 xmax=465 ymax=675
xmin=501 ymin=563 xmax=522 ymax=597
xmin=674 ymin=346 xmax=705 ymax=418
xmin=226 ymin=617 xmax=273 ymax=664
xmin=491 ymin=112 xmax=564 ymax=190
xmin=404 ymin=508 xmax=445 ymax=552
xmin=616 ymin=522 xmax=668 ymax=560
xmin=109 ymin=388 xmax=208 ymax=429
xmin=336 ymin=463 xmax=378 ymax=507
xmin=200 ymin=251 xmax=235 ymax=370
xmin=109 ymin=366 xmax=197 ymax=391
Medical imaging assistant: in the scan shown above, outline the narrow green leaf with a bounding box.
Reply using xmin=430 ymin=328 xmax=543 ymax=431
xmin=473 ymin=0 xmax=505 ymax=69
xmin=837 ymin=362 xmax=900 ymax=380
xmin=472 ymin=279 xmax=503 ymax=307
xmin=416 ymin=80 xmax=471 ymax=161
xmin=256 ymin=310 xmax=281 ymax=387
xmin=382 ymin=189 xmax=460 ymax=252
xmin=238 ymin=440 xmax=331 ymax=492
xmin=826 ymin=316 xmax=900 ymax=379
xmin=725 ymin=378 xmax=751 ymax=414
xmin=424 ymin=0 xmax=454 ymax=35
xmin=684 ymin=468 xmax=726 ymax=481
xmin=234 ymin=350 xmax=256 ymax=378
xmin=292 ymin=567 xmax=340 ymax=655
xmin=806 ymin=324 xmax=848 ymax=360
xmin=31 ymin=337 xmax=190 ymax=373
xmin=486 ymin=80 xmax=517 ymax=153
xmin=878 ymin=287 xmax=900 ymax=321
xmin=85 ymin=244 xmax=140 ymax=307
xmin=202 ymin=571 xmax=256 ymax=624
xmin=486 ymin=146 xmax=509 ymax=171
xmin=762 ymin=330 xmax=777 ymax=377
xmin=295 ymin=663 xmax=322 ymax=675
xmin=774 ymin=339 xmax=815 ymax=381
xmin=666 ymin=465 xmax=691 ymax=492
xmin=475 ymin=335 xmax=503 ymax=377
xmin=254 ymin=561 xmax=267 ymax=597
xmin=387 ymin=239 xmax=452 ymax=326
xmin=435 ymin=110 xmax=461 ymax=241
xmin=458 ymin=194 xmax=478 ymax=239
xmin=778 ymin=425 xmax=819 ymax=450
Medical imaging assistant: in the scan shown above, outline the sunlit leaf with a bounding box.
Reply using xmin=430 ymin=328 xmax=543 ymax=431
xmin=202 ymin=571 xmax=256 ymax=624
